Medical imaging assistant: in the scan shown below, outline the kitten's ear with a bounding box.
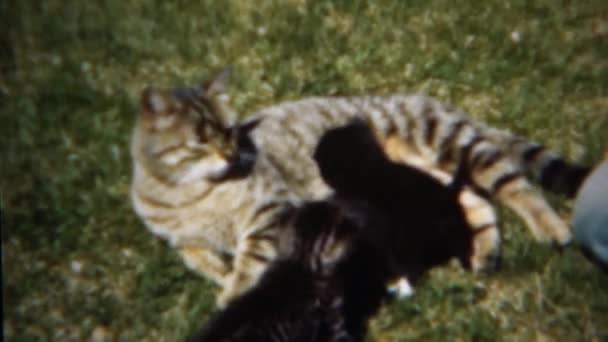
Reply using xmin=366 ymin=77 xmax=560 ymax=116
xmin=201 ymin=67 xmax=232 ymax=97
xmin=140 ymin=87 xmax=169 ymax=115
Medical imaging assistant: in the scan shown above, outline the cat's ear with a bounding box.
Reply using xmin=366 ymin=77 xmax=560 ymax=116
xmin=198 ymin=67 xmax=237 ymax=126
xmin=201 ymin=67 xmax=232 ymax=97
xmin=239 ymin=117 xmax=262 ymax=135
xmin=140 ymin=87 xmax=169 ymax=115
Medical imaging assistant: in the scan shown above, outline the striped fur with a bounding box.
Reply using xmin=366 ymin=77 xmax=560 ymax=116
xmin=131 ymin=70 xmax=589 ymax=306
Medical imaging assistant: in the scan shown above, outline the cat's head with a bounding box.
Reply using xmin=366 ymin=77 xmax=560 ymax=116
xmin=132 ymin=69 xmax=244 ymax=184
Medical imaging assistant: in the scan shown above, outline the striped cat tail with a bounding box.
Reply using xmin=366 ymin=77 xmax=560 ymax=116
xmin=510 ymin=139 xmax=591 ymax=198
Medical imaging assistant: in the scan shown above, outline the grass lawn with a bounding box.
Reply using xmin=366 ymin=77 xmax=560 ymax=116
xmin=2 ymin=0 xmax=608 ymax=340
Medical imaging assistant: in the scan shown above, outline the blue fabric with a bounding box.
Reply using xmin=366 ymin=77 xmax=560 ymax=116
xmin=573 ymin=160 xmax=608 ymax=268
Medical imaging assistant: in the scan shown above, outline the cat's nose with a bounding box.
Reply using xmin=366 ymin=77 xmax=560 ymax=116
xmin=572 ymin=159 xmax=608 ymax=271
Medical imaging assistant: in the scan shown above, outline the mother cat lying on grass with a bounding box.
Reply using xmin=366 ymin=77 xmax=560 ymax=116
xmin=130 ymin=69 xmax=590 ymax=307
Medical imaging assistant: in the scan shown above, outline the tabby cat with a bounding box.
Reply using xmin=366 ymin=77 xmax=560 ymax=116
xmin=131 ymin=71 xmax=300 ymax=306
xmin=131 ymin=70 xmax=589 ymax=305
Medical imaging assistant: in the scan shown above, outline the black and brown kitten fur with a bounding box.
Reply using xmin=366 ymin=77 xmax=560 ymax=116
xmin=191 ymin=201 xmax=359 ymax=342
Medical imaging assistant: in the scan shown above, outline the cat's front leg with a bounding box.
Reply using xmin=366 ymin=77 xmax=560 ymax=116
xmin=177 ymin=246 xmax=233 ymax=287
xmin=217 ymin=232 xmax=279 ymax=307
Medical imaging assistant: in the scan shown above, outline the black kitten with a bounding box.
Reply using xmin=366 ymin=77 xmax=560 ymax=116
xmin=192 ymin=201 xmax=361 ymax=342
xmin=314 ymin=119 xmax=474 ymax=281
xmin=313 ymin=120 xmax=474 ymax=336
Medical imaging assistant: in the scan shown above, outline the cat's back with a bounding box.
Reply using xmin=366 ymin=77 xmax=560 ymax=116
xmin=247 ymin=95 xmax=394 ymax=199
xmin=245 ymin=93 xmax=479 ymax=198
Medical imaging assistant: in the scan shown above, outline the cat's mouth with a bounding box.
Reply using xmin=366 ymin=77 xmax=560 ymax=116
xmin=209 ymin=124 xmax=260 ymax=181
xmin=185 ymin=140 xmax=233 ymax=162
